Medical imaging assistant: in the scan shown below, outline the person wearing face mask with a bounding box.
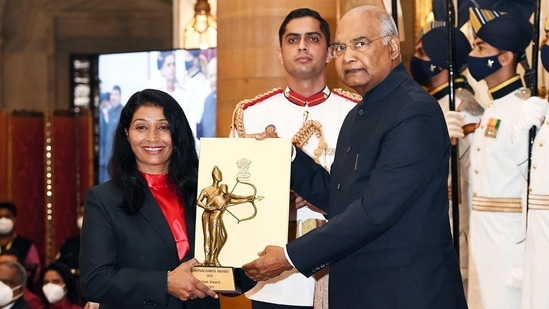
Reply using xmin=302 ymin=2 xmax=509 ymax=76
xmin=39 ymin=262 xmax=84 ymax=309
xmin=0 ymin=203 xmax=41 ymax=296
xmin=410 ymin=20 xmax=482 ymax=291
xmin=0 ymin=260 xmax=31 ymax=309
xmin=0 ymin=250 xmax=44 ymax=309
xmin=466 ymin=7 xmax=535 ymax=309
xmin=517 ymin=16 xmax=549 ymax=309
xmin=183 ymin=50 xmax=206 ymax=82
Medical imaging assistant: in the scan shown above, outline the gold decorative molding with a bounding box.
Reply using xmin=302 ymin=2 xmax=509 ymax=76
xmin=414 ymin=0 xmax=432 ymax=42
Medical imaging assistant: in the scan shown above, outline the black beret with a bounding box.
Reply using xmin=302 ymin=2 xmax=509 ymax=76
xmin=470 ymin=7 xmax=532 ymax=54
xmin=421 ymin=22 xmax=471 ymax=72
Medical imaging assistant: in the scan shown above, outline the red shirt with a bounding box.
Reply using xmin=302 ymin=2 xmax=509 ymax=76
xmin=141 ymin=173 xmax=190 ymax=260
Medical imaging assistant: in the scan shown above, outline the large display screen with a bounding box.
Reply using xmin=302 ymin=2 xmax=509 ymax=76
xmin=96 ymin=48 xmax=217 ymax=183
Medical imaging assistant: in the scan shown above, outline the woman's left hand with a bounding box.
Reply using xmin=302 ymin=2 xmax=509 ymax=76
xmin=167 ymin=258 xmax=218 ymax=301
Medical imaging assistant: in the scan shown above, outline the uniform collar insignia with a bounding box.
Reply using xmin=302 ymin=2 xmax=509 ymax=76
xmin=284 ymin=86 xmax=330 ymax=107
xmin=488 ymin=75 xmax=523 ymax=101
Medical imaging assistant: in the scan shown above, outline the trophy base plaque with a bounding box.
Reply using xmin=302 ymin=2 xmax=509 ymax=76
xmin=192 ymin=266 xmax=256 ymax=295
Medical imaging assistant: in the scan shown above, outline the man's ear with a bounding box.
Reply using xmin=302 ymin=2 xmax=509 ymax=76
xmin=326 ymin=49 xmax=333 ymax=64
xmin=389 ymin=37 xmax=400 ymax=59
xmin=498 ymin=50 xmax=514 ymax=66
xmin=277 ymin=48 xmax=283 ymax=65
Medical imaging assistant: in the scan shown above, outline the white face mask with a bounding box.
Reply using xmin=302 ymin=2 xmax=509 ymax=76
xmin=0 ymin=218 xmax=14 ymax=235
xmin=42 ymin=283 xmax=66 ymax=304
xmin=76 ymin=217 xmax=83 ymax=230
xmin=0 ymin=281 xmax=22 ymax=307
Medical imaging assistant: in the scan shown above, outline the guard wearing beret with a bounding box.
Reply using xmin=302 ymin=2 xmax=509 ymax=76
xmin=466 ymin=7 xmax=534 ymax=309
xmin=411 ymin=21 xmax=483 ymax=289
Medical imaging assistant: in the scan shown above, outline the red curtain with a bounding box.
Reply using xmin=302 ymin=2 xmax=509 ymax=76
xmin=0 ymin=111 xmax=8 ymax=200
xmin=8 ymin=111 xmax=46 ymax=267
xmin=50 ymin=109 xmax=94 ymax=263
xmin=1 ymin=109 xmax=94 ymax=266
xmin=50 ymin=110 xmax=79 ymax=262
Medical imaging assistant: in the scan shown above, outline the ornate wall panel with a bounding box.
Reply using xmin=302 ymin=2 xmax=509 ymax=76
xmin=8 ymin=111 xmax=46 ymax=267
xmin=0 ymin=111 xmax=7 ymax=200
xmin=48 ymin=111 xmax=79 ymax=262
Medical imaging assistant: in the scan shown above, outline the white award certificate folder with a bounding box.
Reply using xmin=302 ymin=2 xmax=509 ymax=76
xmin=195 ymin=137 xmax=291 ymax=267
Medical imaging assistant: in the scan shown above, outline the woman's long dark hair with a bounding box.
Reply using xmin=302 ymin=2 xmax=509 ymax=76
xmin=108 ymin=89 xmax=198 ymax=215
xmin=40 ymin=261 xmax=84 ymax=306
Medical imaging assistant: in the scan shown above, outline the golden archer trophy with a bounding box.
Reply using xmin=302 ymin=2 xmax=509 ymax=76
xmin=192 ymin=138 xmax=291 ymax=294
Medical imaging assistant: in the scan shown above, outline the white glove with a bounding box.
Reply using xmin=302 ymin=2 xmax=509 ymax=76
xmin=512 ymin=96 xmax=548 ymax=143
xmin=506 ymin=267 xmax=524 ymax=290
xmin=444 ymin=111 xmax=465 ymax=139
xmin=514 ymin=97 xmax=547 ymax=131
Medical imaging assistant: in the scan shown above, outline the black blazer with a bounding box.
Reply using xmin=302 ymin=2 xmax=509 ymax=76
xmin=80 ymin=181 xmax=219 ymax=309
xmin=288 ymin=64 xmax=467 ymax=309
xmin=12 ymin=298 xmax=31 ymax=309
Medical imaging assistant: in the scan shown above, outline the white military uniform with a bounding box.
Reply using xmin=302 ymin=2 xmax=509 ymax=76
xmin=181 ymin=69 xmax=210 ymax=129
xmin=148 ymin=81 xmax=200 ymax=148
xmin=431 ymin=80 xmax=483 ymax=283
xmin=468 ymin=76 xmax=529 ymax=309
xmin=521 ymin=104 xmax=549 ymax=309
xmin=230 ymin=86 xmax=359 ymax=307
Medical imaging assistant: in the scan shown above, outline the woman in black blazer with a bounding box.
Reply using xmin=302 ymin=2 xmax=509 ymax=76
xmin=80 ymin=89 xmax=219 ymax=309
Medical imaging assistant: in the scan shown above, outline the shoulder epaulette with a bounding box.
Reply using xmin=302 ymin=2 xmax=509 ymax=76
xmin=240 ymin=88 xmax=284 ymax=110
xmin=332 ymin=88 xmax=362 ymax=103
xmin=231 ymin=88 xmax=283 ymax=138
xmin=514 ymin=87 xmax=531 ymax=101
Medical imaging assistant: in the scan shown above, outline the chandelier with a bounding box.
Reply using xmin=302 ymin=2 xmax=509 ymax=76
xmin=184 ymin=0 xmax=217 ymax=49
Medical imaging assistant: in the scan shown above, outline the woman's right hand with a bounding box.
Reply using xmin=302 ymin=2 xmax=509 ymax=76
xmin=84 ymin=302 xmax=100 ymax=309
xmin=167 ymin=258 xmax=218 ymax=301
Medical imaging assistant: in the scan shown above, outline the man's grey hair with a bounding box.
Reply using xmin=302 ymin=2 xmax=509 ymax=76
xmin=379 ymin=11 xmax=398 ymax=45
xmin=0 ymin=260 xmax=27 ymax=286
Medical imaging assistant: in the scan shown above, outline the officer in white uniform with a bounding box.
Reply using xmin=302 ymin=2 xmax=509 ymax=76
xmin=230 ymin=8 xmax=360 ymax=309
xmin=519 ymin=17 xmax=549 ymax=309
xmin=410 ymin=20 xmax=482 ymax=289
xmin=466 ymin=7 xmax=534 ymax=309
